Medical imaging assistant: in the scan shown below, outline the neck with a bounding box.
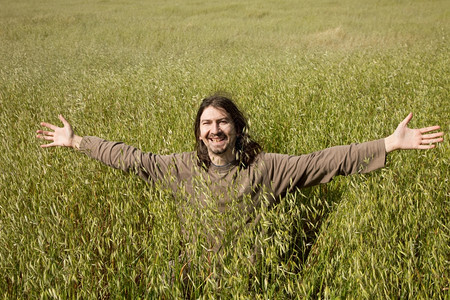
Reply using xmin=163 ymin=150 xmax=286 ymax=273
xmin=209 ymin=151 xmax=235 ymax=166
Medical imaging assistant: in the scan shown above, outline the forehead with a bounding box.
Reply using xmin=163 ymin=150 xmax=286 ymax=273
xmin=200 ymin=106 xmax=231 ymax=121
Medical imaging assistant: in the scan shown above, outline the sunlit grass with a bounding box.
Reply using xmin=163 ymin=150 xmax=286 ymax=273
xmin=0 ymin=0 xmax=448 ymax=298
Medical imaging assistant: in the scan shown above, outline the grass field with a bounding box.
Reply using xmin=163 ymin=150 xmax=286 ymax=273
xmin=0 ymin=0 xmax=449 ymax=298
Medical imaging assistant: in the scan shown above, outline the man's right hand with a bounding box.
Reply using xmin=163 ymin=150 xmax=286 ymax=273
xmin=36 ymin=114 xmax=82 ymax=149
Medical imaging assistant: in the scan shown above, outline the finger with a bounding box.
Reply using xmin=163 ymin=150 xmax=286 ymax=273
xmin=417 ymin=144 xmax=436 ymax=150
xmin=36 ymin=133 xmax=54 ymax=141
xmin=58 ymin=114 xmax=69 ymax=127
xmin=419 ymin=126 xmax=441 ymax=134
xmin=36 ymin=130 xmax=54 ymax=136
xmin=40 ymin=122 xmax=58 ymax=131
xmin=401 ymin=112 xmax=413 ymax=125
xmin=421 ymin=131 xmax=444 ymax=139
xmin=421 ymin=137 xmax=444 ymax=144
xmin=37 ymin=135 xmax=54 ymax=141
xmin=40 ymin=142 xmax=55 ymax=148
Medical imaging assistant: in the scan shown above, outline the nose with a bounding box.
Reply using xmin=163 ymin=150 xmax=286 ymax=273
xmin=211 ymin=122 xmax=221 ymax=134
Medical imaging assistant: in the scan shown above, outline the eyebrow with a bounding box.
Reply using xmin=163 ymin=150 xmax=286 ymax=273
xmin=201 ymin=117 xmax=230 ymax=122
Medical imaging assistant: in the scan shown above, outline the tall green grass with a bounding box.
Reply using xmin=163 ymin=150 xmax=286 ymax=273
xmin=0 ymin=0 xmax=448 ymax=298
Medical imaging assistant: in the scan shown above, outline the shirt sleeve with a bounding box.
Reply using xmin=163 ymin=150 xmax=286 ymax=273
xmin=262 ymin=138 xmax=386 ymax=197
xmin=79 ymin=136 xmax=192 ymax=184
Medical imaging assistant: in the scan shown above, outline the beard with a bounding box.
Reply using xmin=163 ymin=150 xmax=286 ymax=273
xmin=210 ymin=147 xmax=228 ymax=155
xmin=206 ymin=133 xmax=232 ymax=155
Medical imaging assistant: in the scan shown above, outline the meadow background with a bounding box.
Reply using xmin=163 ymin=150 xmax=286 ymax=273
xmin=0 ymin=0 xmax=448 ymax=298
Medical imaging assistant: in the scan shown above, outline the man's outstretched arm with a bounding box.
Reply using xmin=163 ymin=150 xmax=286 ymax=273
xmin=266 ymin=112 xmax=444 ymax=194
xmin=36 ymin=115 xmax=189 ymax=185
xmin=36 ymin=114 xmax=82 ymax=149
xmin=384 ymin=113 xmax=444 ymax=153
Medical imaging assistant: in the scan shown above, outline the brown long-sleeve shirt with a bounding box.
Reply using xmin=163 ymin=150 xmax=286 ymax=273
xmin=80 ymin=136 xmax=386 ymax=252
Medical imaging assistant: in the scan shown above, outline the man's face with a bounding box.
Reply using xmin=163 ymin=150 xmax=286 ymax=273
xmin=199 ymin=106 xmax=237 ymax=163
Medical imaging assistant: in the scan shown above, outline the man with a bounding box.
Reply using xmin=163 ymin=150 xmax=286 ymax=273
xmin=36 ymin=95 xmax=443 ymax=253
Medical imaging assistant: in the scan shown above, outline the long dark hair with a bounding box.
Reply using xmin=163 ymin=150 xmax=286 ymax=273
xmin=194 ymin=95 xmax=262 ymax=169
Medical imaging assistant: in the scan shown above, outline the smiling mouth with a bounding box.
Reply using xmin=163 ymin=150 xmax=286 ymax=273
xmin=210 ymin=138 xmax=226 ymax=145
xmin=208 ymin=135 xmax=227 ymax=144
